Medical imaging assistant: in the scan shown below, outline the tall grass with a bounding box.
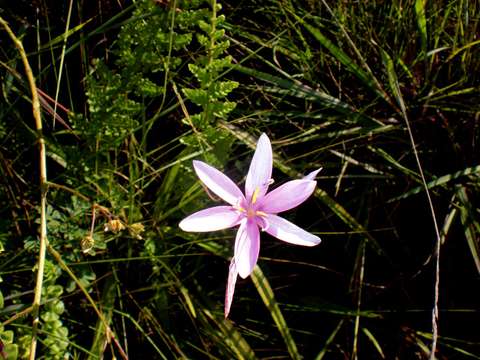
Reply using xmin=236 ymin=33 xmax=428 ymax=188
xmin=0 ymin=0 xmax=479 ymax=358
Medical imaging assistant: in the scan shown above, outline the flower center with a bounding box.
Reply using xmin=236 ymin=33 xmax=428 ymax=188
xmin=245 ymin=206 xmax=267 ymax=220
xmin=235 ymin=200 xmax=266 ymax=219
xmin=235 ymin=185 xmax=269 ymax=220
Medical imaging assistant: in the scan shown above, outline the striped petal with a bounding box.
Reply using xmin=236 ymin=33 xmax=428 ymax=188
xmin=259 ymin=179 xmax=316 ymax=214
xmin=193 ymin=160 xmax=245 ymax=206
xmin=245 ymin=133 xmax=272 ymax=203
xmin=179 ymin=206 xmax=242 ymax=232
xmin=234 ymin=219 xmax=260 ymax=278
xmin=224 ymin=259 xmax=238 ymax=318
xmin=265 ymin=214 xmax=321 ymax=246
xmin=303 ymin=167 xmax=322 ymax=181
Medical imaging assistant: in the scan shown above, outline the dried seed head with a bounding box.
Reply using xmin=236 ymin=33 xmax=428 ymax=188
xmin=80 ymin=235 xmax=95 ymax=253
xmin=104 ymin=219 xmax=126 ymax=233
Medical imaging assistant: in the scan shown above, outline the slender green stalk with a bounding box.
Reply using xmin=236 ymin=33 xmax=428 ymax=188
xmin=401 ymin=85 xmax=441 ymax=360
xmin=52 ymin=0 xmax=74 ymax=127
xmin=141 ymin=0 xmax=177 ymax=147
xmin=352 ymin=243 xmax=366 ymax=360
xmin=251 ymin=266 xmax=301 ymax=360
xmin=47 ymin=244 xmax=128 ymax=359
xmin=0 ymin=16 xmax=47 ymax=360
xmin=381 ymin=48 xmax=442 ymax=360
xmin=317 ymin=0 xmax=396 ymax=109
xmin=203 ymin=0 xmax=218 ymax=125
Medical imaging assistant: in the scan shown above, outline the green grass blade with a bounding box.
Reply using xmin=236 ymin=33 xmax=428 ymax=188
xmin=329 ymin=149 xmax=385 ymax=175
xmin=447 ymin=38 xmax=480 ymax=62
xmin=456 ymin=186 xmax=480 ymax=274
xmin=415 ymin=330 xmax=480 ymax=359
xmin=112 ymin=309 xmax=170 ymax=360
xmin=389 ymin=165 xmax=480 ymax=202
xmin=194 ymin=242 xmax=264 ymax=359
xmin=250 ymin=266 xmax=301 ymax=360
xmin=233 ymin=64 xmax=362 ymax=118
xmin=415 ymin=0 xmax=428 ymax=56
xmin=362 ymin=327 xmax=386 ymax=359
xmin=314 ymin=320 xmax=344 ymax=360
xmin=88 ymin=276 xmax=116 ymax=360
xmin=293 ymin=15 xmax=390 ymax=105
xmin=380 ymin=47 xmax=407 ymax=114
xmin=297 ymin=19 xmax=369 ymax=85
xmin=368 ymin=145 xmax=421 ymax=181
xmin=203 ymin=309 xmax=256 ymax=360
xmin=38 ymin=18 xmax=92 ymax=51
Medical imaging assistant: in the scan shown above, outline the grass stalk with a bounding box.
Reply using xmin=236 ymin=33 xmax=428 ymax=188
xmin=352 ymin=243 xmax=366 ymax=360
xmin=52 ymin=0 xmax=74 ymax=128
xmin=0 ymin=16 xmax=47 ymax=360
xmin=381 ymin=48 xmax=442 ymax=360
xmin=47 ymin=244 xmax=128 ymax=359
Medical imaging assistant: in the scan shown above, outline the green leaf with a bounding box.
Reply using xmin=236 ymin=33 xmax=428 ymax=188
xmin=380 ymin=47 xmax=406 ymax=114
xmin=251 ymin=266 xmax=301 ymax=360
xmin=415 ymin=0 xmax=428 ymax=55
xmin=3 ymin=343 xmax=18 ymax=360
xmin=203 ymin=309 xmax=256 ymax=359
xmin=183 ymin=88 xmax=209 ymax=107
xmin=456 ymin=186 xmax=480 ymax=274
xmin=362 ymin=327 xmax=386 ymax=359
xmin=389 ymin=165 xmax=480 ymax=202
xmin=39 ymin=18 xmax=93 ymax=50
xmin=0 ymin=330 xmax=13 ymax=343
xmin=314 ymin=320 xmax=344 ymax=360
xmin=233 ymin=64 xmax=366 ymax=119
xmin=294 ymin=15 xmax=389 ymax=103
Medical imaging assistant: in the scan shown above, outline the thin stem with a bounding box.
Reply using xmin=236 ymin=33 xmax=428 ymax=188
xmin=318 ymin=0 xmax=396 ymax=109
xmin=202 ymin=0 xmax=217 ymax=125
xmin=382 ymin=46 xmax=442 ymax=358
xmin=141 ymin=0 xmax=177 ymax=148
xmin=52 ymin=0 xmax=74 ymax=128
xmin=352 ymin=243 xmax=366 ymax=360
xmin=47 ymin=245 xmax=128 ymax=359
xmin=396 ymin=89 xmax=442 ymax=360
xmin=0 ymin=16 xmax=47 ymax=360
xmin=47 ymin=181 xmax=91 ymax=202
xmin=1 ymin=306 xmax=34 ymax=327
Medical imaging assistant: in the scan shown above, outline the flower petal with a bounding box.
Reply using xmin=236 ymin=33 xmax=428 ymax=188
xmin=193 ymin=160 xmax=244 ymax=206
xmin=303 ymin=167 xmax=322 ymax=181
xmin=245 ymin=133 xmax=273 ymax=203
xmin=265 ymin=214 xmax=321 ymax=246
xmin=224 ymin=259 xmax=238 ymax=318
xmin=259 ymin=179 xmax=316 ymax=213
xmin=179 ymin=206 xmax=242 ymax=232
xmin=234 ymin=219 xmax=260 ymax=278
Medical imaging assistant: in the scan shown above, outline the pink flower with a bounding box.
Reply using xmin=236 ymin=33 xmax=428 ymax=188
xmin=179 ymin=133 xmax=321 ymax=317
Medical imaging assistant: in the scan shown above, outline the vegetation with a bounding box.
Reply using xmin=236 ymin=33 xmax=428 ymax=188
xmin=0 ymin=0 xmax=479 ymax=358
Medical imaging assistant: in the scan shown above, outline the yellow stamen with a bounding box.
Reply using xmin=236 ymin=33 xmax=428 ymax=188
xmin=251 ymin=187 xmax=261 ymax=204
xmin=256 ymin=211 xmax=267 ymax=217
